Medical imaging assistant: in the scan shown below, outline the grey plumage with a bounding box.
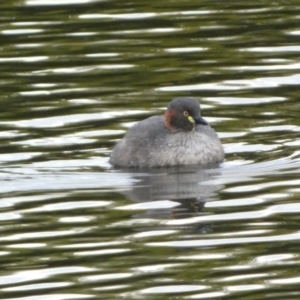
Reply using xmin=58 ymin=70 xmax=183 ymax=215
xmin=109 ymin=98 xmax=224 ymax=168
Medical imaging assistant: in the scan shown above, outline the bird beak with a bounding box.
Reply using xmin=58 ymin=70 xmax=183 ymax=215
xmin=194 ymin=116 xmax=208 ymax=126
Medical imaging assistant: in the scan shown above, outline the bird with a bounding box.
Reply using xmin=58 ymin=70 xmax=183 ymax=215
xmin=109 ymin=97 xmax=224 ymax=168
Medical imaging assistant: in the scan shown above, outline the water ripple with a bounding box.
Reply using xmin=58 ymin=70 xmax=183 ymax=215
xmin=147 ymin=231 xmax=300 ymax=248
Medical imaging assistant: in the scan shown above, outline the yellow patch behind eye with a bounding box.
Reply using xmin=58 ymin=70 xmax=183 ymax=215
xmin=188 ymin=116 xmax=195 ymax=124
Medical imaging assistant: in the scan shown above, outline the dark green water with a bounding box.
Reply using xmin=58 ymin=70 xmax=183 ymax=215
xmin=1 ymin=1 xmax=300 ymax=299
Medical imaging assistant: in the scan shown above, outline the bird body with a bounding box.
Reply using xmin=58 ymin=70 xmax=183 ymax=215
xmin=109 ymin=97 xmax=224 ymax=168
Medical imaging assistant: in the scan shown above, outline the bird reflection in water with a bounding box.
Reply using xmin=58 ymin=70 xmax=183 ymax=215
xmin=122 ymin=165 xmax=223 ymax=224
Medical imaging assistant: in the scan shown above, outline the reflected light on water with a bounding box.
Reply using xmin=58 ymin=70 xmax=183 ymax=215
xmin=157 ymin=74 xmax=300 ymax=91
xmin=26 ymin=0 xmax=99 ymax=5
xmin=79 ymin=13 xmax=157 ymax=20
xmin=1 ymin=1 xmax=300 ymax=299
xmin=1 ymin=29 xmax=43 ymax=35
xmin=0 ymin=56 xmax=48 ymax=62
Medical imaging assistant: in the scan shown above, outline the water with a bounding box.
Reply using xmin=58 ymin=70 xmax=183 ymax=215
xmin=1 ymin=0 xmax=300 ymax=299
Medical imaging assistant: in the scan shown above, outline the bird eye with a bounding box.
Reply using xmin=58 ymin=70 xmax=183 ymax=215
xmin=183 ymin=111 xmax=189 ymax=117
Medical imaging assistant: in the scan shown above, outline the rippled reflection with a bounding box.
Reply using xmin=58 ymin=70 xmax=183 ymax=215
xmin=1 ymin=0 xmax=300 ymax=300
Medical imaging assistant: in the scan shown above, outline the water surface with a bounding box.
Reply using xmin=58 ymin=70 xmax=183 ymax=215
xmin=1 ymin=1 xmax=300 ymax=299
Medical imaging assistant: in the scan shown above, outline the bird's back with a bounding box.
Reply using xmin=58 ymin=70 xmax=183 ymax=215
xmin=109 ymin=116 xmax=168 ymax=168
